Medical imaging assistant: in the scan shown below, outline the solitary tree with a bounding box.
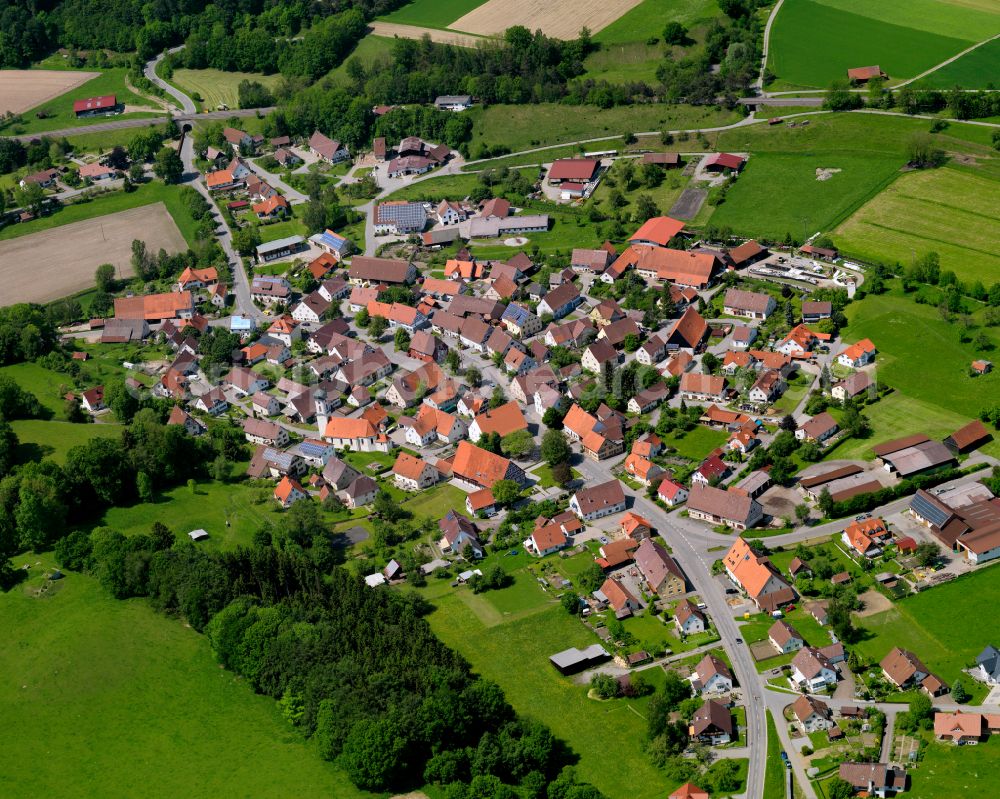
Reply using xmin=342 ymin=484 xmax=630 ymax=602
xmin=95 ymin=263 xmax=116 ymax=292
xmin=153 ymin=146 xmax=183 ymax=184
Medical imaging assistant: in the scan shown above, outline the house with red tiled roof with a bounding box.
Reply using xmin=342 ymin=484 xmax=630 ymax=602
xmin=838 ymin=338 xmax=877 ymax=368
xmin=392 ymin=452 xmax=440 ymax=491
xmin=274 ymin=476 xmax=308 ymax=508
xmin=629 ymin=216 xmax=685 ymax=247
xmin=599 ymin=577 xmax=641 ymax=613
xmin=468 ymin=401 xmax=527 ymax=442
xmin=723 ymin=537 xmax=793 ymax=611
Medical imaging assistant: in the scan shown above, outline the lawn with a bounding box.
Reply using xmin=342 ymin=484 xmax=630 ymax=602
xmin=769 ymin=375 xmax=811 ymax=415
xmin=0 ymin=362 xmax=78 ymax=413
xmin=0 ymin=67 xmax=158 ymax=135
xmin=0 ymin=553 xmax=362 ymax=799
xmin=466 ymin=103 xmax=740 ymax=155
xmin=834 ymin=166 xmax=1000 ymax=284
xmin=708 ymin=153 xmax=905 ymax=242
xmin=824 ymin=392 xmax=980 ymax=462
xmin=913 ymin=734 xmax=1000 ymax=798
xmin=838 ymin=290 xmax=1000 ymax=419
xmin=423 ymin=585 xmax=676 ymax=799
xmin=0 ymin=181 xmax=203 ymax=248
xmin=660 ymin=426 xmax=728 ymax=461
xmin=916 ymin=37 xmax=1000 ymax=89
xmin=852 ymin=563 xmax=1000 ymax=691
xmin=172 ymin=68 xmax=284 ymax=111
xmin=257 ymin=217 xmax=308 ymax=244
xmin=11 ymin=419 xmax=123 ymax=465
xmin=764 ymin=710 xmax=787 ymax=799
xmin=98 ymin=479 xmax=280 ymax=550
xmin=766 ymin=0 xmax=996 ymax=89
xmin=379 ymin=0 xmax=487 ymax=28
xmin=325 ymin=35 xmax=396 ymax=85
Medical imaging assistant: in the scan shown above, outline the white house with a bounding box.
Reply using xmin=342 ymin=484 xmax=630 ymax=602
xmin=790 ymin=647 xmax=838 ymax=691
xmin=838 ymin=338 xmax=876 ymax=368
xmin=792 ymin=695 xmax=833 ymax=734
xmin=569 ymin=480 xmax=626 ymax=522
xmin=689 ymin=653 xmax=734 ymax=695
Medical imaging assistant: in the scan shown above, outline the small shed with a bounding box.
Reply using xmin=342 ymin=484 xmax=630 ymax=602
xmin=188 ymin=529 xmax=209 ymax=542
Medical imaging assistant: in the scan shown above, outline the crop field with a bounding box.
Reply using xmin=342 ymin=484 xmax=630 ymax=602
xmin=0 ymin=203 xmax=186 ymax=305
xmin=852 ymin=563 xmax=1000 ymax=690
xmin=839 ymin=291 xmax=1000 ymax=421
xmin=767 ymin=0 xmax=1000 ymax=89
xmin=916 ymin=37 xmax=1000 ymax=89
xmin=582 ymin=42 xmax=664 ymax=84
xmin=0 ymin=554 xmax=359 ymax=799
xmin=708 ymin=152 xmax=905 ymax=242
xmin=0 ymin=69 xmax=98 ymax=115
xmin=835 ymin=166 xmax=1000 ymax=284
xmin=172 ymin=68 xmax=284 ymax=111
xmin=0 ymin=68 xmax=158 ymax=134
xmin=451 ymin=0 xmax=647 ymax=39
xmin=379 ymin=0 xmax=487 ymax=28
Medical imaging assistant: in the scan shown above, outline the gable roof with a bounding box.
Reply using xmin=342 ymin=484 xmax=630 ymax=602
xmin=634 ymin=538 xmax=685 ymax=591
xmin=666 ymin=306 xmax=709 ymax=348
xmin=630 ymin=216 xmax=685 ymax=246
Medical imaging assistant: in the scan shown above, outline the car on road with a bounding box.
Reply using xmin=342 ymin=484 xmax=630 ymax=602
xmin=735 ymin=638 xmax=743 ymax=644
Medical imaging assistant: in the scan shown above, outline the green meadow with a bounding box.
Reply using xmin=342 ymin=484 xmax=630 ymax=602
xmin=0 ymin=554 xmax=362 ymax=799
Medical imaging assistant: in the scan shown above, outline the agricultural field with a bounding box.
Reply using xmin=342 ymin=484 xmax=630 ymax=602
xmin=839 ymin=291 xmax=1000 ymax=420
xmin=465 ymin=101 xmax=739 ymax=155
xmin=707 ymin=152 xmax=905 ymax=242
xmin=834 ymin=166 xmax=1000 ymax=284
xmin=0 ymin=68 xmax=160 ymax=134
xmin=767 ymin=0 xmax=1000 ymax=89
xmin=581 ymin=42 xmax=664 ymax=84
xmin=0 ymin=554 xmax=359 ymax=799
xmin=450 ymin=0 xmax=646 ymax=39
xmin=0 ymin=202 xmax=187 ymax=305
xmin=379 ymin=0 xmax=487 ymax=29
xmin=0 ymin=68 xmax=98 ymax=115
xmin=915 ymin=37 xmax=1000 ymax=89
xmin=171 ymin=68 xmax=284 ymax=111
xmin=851 ymin=564 xmax=1000 ymax=693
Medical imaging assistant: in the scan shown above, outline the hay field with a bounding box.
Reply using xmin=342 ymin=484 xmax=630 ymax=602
xmin=834 ymin=166 xmax=1000 ymax=284
xmin=0 ymin=203 xmax=186 ymax=306
xmin=0 ymin=69 xmax=99 ymax=115
xmin=451 ymin=0 xmax=644 ymax=38
xmin=171 ymin=68 xmax=284 ymax=110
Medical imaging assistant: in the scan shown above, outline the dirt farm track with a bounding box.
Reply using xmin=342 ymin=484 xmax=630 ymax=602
xmin=451 ymin=0 xmax=644 ymax=38
xmin=0 ymin=203 xmax=187 ymax=306
xmin=0 ymin=70 xmax=99 ymax=115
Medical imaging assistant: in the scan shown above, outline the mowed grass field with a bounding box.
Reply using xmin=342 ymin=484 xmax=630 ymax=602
xmin=0 ymin=202 xmax=187 ymax=305
xmin=465 ymin=102 xmax=740 ymax=153
xmin=826 ymin=393 xmax=991 ymax=462
xmin=0 ymin=554 xmax=360 ymax=799
xmin=914 ymin=736 xmax=1000 ymax=799
xmin=840 ymin=291 xmax=1000 ymax=420
xmin=852 ymin=564 xmax=1000 ymax=690
xmin=594 ymin=0 xmax=720 ymax=45
xmin=835 ymin=166 xmax=1000 ymax=284
xmin=708 ymin=152 xmax=904 ymax=241
xmin=11 ymin=419 xmax=123 ymax=465
xmin=326 ymin=35 xmax=395 ymax=85
xmin=916 ymin=37 xmax=1000 ymax=89
xmin=379 ymin=0 xmax=487 ymax=28
xmin=421 ymin=572 xmax=676 ymax=799
xmin=172 ymin=68 xmax=284 ymax=111
xmin=767 ymin=0 xmax=1000 ymax=89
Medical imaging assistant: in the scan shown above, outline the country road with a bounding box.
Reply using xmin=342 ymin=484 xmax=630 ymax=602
xmin=145 ymin=47 xmax=197 ymax=114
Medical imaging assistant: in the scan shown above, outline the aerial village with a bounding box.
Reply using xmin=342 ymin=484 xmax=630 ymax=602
xmin=44 ymin=116 xmax=1000 ymax=799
